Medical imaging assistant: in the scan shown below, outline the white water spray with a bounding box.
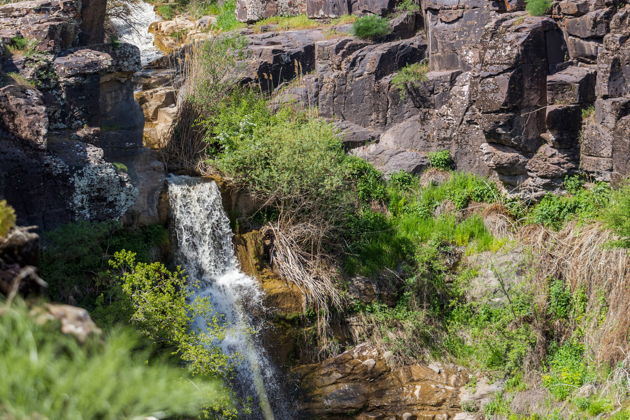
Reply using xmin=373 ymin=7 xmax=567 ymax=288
xmin=168 ymin=175 xmax=292 ymax=420
xmin=110 ymin=1 xmax=163 ymax=65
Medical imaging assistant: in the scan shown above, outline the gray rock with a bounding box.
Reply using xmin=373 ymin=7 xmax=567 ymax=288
xmin=0 ymin=84 xmax=48 ymax=148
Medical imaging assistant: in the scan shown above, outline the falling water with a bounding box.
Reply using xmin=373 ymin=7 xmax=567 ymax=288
xmin=167 ymin=175 xmax=293 ymax=420
xmin=110 ymin=1 xmax=163 ymax=65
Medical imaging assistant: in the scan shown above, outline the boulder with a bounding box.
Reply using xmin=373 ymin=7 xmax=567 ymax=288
xmin=0 ymin=84 xmax=48 ymax=148
xmin=294 ymin=343 xmax=469 ymax=418
xmin=307 ymin=0 xmax=350 ymax=18
xmin=317 ymin=35 xmax=427 ymax=128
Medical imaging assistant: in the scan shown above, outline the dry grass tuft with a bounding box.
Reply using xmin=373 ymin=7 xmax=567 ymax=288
xmin=520 ymin=221 xmax=629 ymax=366
xmin=264 ymin=216 xmax=345 ymax=358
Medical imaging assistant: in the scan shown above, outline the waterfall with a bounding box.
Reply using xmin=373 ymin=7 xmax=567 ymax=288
xmin=110 ymin=1 xmax=163 ymax=65
xmin=167 ymin=175 xmax=293 ymax=420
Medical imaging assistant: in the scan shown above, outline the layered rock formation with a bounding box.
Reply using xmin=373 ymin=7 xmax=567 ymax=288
xmin=0 ymin=0 xmax=165 ymax=230
xmin=294 ymin=343 xmax=472 ymax=419
xmin=234 ymin=0 xmax=629 ymax=194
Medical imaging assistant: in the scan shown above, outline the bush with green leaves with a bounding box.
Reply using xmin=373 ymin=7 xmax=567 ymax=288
xmin=525 ymin=0 xmax=552 ymax=16
xmin=601 ymin=180 xmax=630 ymax=248
xmin=0 ymin=200 xmax=15 ymax=238
xmin=40 ymin=221 xmax=169 ymax=313
xmin=427 ymin=150 xmax=453 ymax=170
xmin=351 ymin=15 xmax=391 ymax=40
xmin=203 ymin=90 xmax=383 ymax=227
xmin=0 ymin=299 xmax=229 ymax=420
xmin=543 ymin=342 xmax=591 ymax=400
xmin=392 ymin=62 xmax=429 ymax=97
xmin=108 ymin=250 xmax=230 ymax=377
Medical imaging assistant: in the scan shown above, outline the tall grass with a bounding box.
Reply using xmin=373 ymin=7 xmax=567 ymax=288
xmin=0 ymin=299 xmax=227 ymax=420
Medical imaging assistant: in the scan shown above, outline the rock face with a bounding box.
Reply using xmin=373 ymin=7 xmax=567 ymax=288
xmin=236 ymin=0 xmax=399 ymax=22
xmin=247 ymin=1 xmax=630 ymax=194
xmin=0 ymin=0 xmax=165 ymax=230
xmin=294 ymin=343 xmax=470 ymax=418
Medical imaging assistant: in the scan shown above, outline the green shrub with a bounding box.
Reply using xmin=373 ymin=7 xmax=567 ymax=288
xmin=396 ymin=0 xmax=420 ymax=12
xmin=0 ymin=299 xmax=228 ymax=420
xmin=601 ymin=180 xmax=630 ymax=248
xmin=525 ymin=0 xmax=552 ymax=16
xmin=187 ymin=34 xmax=248 ymax=108
xmin=0 ymin=200 xmax=16 ymax=238
xmin=543 ymin=342 xmax=590 ymax=400
xmin=392 ymin=62 xmax=429 ymax=97
xmin=427 ymin=150 xmax=453 ymax=170
xmin=108 ymin=250 xmax=231 ymax=377
xmin=204 ymin=90 xmax=358 ymax=223
xmin=351 ymin=15 xmax=391 ymax=40
xmin=214 ymin=0 xmax=245 ymax=32
xmin=447 ymin=284 xmax=536 ymax=374
xmin=564 ymin=174 xmax=585 ymax=195
xmin=40 ymin=221 xmax=169 ymax=313
xmin=581 ymin=105 xmax=595 ymax=120
xmin=156 ymin=4 xmax=176 ymax=19
xmin=344 ymin=156 xmax=387 ymax=204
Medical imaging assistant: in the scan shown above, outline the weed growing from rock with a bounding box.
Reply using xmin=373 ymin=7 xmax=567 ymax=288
xmin=526 ymin=0 xmax=552 ymax=16
xmin=351 ymin=15 xmax=391 ymax=40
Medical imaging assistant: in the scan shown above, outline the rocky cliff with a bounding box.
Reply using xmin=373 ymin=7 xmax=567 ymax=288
xmin=197 ymin=0 xmax=630 ymax=196
xmin=0 ymin=0 xmax=165 ymax=230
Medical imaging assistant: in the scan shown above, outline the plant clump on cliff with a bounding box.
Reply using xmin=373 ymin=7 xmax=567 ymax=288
xmin=351 ymin=15 xmax=391 ymax=40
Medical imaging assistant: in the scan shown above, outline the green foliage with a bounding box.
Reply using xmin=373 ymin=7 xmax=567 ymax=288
xmin=0 ymin=200 xmax=16 ymax=238
xmin=581 ymin=105 xmax=595 ymax=120
xmin=427 ymin=150 xmax=453 ymax=170
xmin=344 ymin=156 xmax=387 ymax=204
xmin=40 ymin=221 xmax=169 ymax=314
xmin=112 ymin=161 xmax=128 ymax=172
xmin=396 ymin=0 xmax=420 ymax=12
xmin=548 ymin=278 xmax=572 ymax=320
xmin=0 ymin=299 xmax=228 ymax=420
xmin=254 ymin=14 xmax=319 ymax=32
xmin=528 ymin=182 xmax=611 ymax=230
xmin=346 ymin=172 xmax=501 ymax=275
xmin=108 ymin=250 xmax=231 ymax=377
xmin=5 ymin=36 xmax=37 ymax=56
xmin=447 ymin=283 xmax=537 ymax=374
xmin=203 ymin=90 xmax=361 ymax=222
xmin=213 ymin=0 xmax=245 ymax=32
xmin=351 ymin=15 xmax=391 ymax=40
xmin=525 ymin=0 xmax=552 ymax=16
xmin=187 ymin=34 xmax=248 ymax=108
xmin=543 ymin=342 xmax=590 ymax=400
xmin=574 ymin=396 xmax=614 ymax=416
xmin=601 ymin=180 xmax=630 ymax=248
xmin=392 ymin=62 xmax=429 ymax=97
xmin=484 ymin=392 xmax=511 ymax=416
xmin=563 ymin=175 xmax=585 ymax=195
